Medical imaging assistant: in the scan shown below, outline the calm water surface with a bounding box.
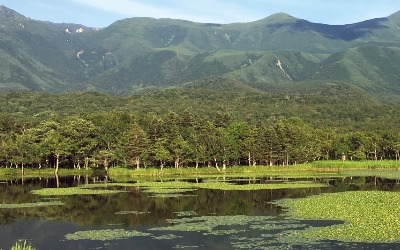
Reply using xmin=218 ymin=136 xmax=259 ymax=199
xmin=0 ymin=175 xmax=399 ymax=249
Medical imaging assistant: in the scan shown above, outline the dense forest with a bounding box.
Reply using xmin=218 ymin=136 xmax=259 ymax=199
xmin=1 ymin=89 xmax=399 ymax=173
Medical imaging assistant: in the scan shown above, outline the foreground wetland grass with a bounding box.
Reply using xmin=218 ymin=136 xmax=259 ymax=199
xmin=1 ymin=164 xmax=400 ymax=249
xmin=10 ymin=240 xmax=36 ymax=250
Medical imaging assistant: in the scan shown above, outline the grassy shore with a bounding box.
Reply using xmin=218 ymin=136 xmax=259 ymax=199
xmin=0 ymin=160 xmax=399 ymax=178
xmin=108 ymin=160 xmax=400 ymax=178
xmin=0 ymin=167 xmax=93 ymax=178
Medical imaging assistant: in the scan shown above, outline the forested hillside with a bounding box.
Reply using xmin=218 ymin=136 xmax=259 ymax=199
xmin=0 ymin=87 xmax=399 ymax=171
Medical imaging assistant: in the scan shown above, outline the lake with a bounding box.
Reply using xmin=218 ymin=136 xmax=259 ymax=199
xmin=0 ymin=174 xmax=400 ymax=249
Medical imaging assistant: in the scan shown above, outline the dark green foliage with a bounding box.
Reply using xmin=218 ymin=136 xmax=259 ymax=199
xmin=0 ymin=86 xmax=399 ymax=170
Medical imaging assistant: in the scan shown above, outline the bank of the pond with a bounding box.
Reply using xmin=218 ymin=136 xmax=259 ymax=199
xmin=108 ymin=160 xmax=400 ymax=178
xmin=0 ymin=168 xmax=93 ymax=178
xmin=1 ymin=160 xmax=400 ymax=178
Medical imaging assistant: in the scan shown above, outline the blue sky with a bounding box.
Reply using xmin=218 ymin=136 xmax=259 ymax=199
xmin=2 ymin=0 xmax=400 ymax=27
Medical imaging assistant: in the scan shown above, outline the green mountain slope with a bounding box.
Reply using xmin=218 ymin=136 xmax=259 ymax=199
xmin=0 ymin=6 xmax=98 ymax=92
xmin=314 ymin=45 xmax=400 ymax=97
xmin=1 ymin=5 xmax=400 ymax=101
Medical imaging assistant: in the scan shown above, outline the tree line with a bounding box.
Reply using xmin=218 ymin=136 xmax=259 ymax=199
xmin=1 ymin=111 xmax=399 ymax=173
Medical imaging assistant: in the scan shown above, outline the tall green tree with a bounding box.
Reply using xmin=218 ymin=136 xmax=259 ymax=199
xmin=152 ymin=138 xmax=171 ymax=169
xmin=126 ymin=121 xmax=149 ymax=169
xmin=63 ymin=116 xmax=99 ymax=169
xmin=40 ymin=120 xmax=72 ymax=174
xmin=90 ymin=112 xmax=131 ymax=168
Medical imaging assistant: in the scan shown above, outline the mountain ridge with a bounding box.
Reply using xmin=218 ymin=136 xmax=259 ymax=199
xmin=1 ymin=5 xmax=400 ymax=101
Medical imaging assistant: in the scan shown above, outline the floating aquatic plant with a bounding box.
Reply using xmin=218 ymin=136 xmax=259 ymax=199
xmin=151 ymin=215 xmax=280 ymax=233
xmin=173 ymin=211 xmax=198 ymax=217
xmin=132 ymin=180 xmax=328 ymax=193
xmin=0 ymin=201 xmax=63 ymax=208
xmin=141 ymin=188 xmax=197 ymax=194
xmin=148 ymin=193 xmax=198 ymax=198
xmin=149 ymin=214 xmax=322 ymax=248
xmin=115 ymin=211 xmax=150 ymax=215
xmin=195 ymin=181 xmax=328 ymax=191
xmin=31 ymin=187 xmax=126 ymax=196
xmin=79 ymin=183 xmax=137 ymax=188
xmin=152 ymin=234 xmax=183 ymax=240
xmin=173 ymin=245 xmax=199 ymax=249
xmin=65 ymin=229 xmax=151 ymax=241
xmin=277 ymin=191 xmax=400 ymax=242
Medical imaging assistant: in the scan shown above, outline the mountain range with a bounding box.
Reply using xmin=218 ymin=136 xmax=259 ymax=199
xmin=1 ymin=5 xmax=400 ymax=101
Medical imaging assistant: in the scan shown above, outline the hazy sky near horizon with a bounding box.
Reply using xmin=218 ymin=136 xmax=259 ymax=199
xmin=2 ymin=0 xmax=400 ymax=27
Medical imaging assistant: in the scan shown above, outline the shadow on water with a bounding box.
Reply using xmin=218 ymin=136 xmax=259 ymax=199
xmin=0 ymin=175 xmax=400 ymax=249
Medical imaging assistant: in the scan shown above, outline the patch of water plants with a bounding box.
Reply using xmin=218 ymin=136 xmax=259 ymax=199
xmin=173 ymin=244 xmax=200 ymax=249
xmin=196 ymin=180 xmax=328 ymax=190
xmin=151 ymin=234 xmax=183 ymax=240
xmin=61 ymin=214 xmax=317 ymax=248
xmin=31 ymin=187 xmax=127 ymax=196
xmin=63 ymin=213 xmax=382 ymax=249
xmin=0 ymin=201 xmax=63 ymax=209
xmin=173 ymin=211 xmax=198 ymax=217
xmin=64 ymin=178 xmax=328 ymax=199
xmin=131 ymin=179 xmax=328 ymax=194
xmin=115 ymin=210 xmax=150 ymax=215
xmin=149 ymin=215 xmax=304 ymax=233
xmin=276 ymin=191 xmax=400 ymax=242
xmin=79 ymin=183 xmax=138 ymax=188
xmin=148 ymin=215 xmax=332 ymax=249
xmin=142 ymin=187 xmax=198 ymax=194
xmin=148 ymin=193 xmax=198 ymax=198
xmin=65 ymin=229 xmax=152 ymax=241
